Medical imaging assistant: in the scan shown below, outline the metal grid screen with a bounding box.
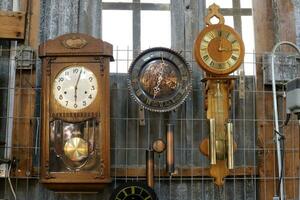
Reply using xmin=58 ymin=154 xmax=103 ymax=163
xmin=0 ymin=44 xmax=299 ymax=200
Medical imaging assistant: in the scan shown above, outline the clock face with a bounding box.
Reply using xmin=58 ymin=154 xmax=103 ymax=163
xmin=128 ymin=47 xmax=192 ymax=112
xmin=194 ymin=24 xmax=245 ymax=75
xmin=110 ymin=182 xmax=158 ymax=200
xmin=53 ymin=66 xmax=98 ymax=110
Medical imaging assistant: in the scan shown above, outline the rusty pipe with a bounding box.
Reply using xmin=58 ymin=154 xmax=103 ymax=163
xmin=209 ymin=119 xmax=216 ymax=165
xmin=146 ymin=149 xmax=154 ymax=188
xmin=227 ymin=122 xmax=234 ymax=169
xmin=166 ymin=124 xmax=175 ymax=175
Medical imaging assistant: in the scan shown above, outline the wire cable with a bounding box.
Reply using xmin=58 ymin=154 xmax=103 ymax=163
xmin=274 ymin=129 xmax=285 ymax=198
xmin=7 ymin=163 xmax=16 ymax=200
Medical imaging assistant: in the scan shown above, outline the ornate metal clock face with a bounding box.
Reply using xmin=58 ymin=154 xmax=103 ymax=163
xmin=128 ymin=47 xmax=192 ymax=112
xmin=110 ymin=182 xmax=158 ymax=200
xmin=53 ymin=66 xmax=98 ymax=110
xmin=194 ymin=24 xmax=245 ymax=75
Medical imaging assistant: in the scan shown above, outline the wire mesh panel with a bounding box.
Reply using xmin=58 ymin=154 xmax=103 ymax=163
xmin=1 ymin=45 xmax=298 ymax=200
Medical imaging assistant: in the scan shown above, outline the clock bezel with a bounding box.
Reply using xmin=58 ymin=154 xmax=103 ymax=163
xmin=194 ymin=24 xmax=245 ymax=75
xmin=52 ymin=65 xmax=99 ymax=111
xmin=50 ymin=61 xmax=102 ymax=122
xmin=128 ymin=47 xmax=192 ymax=112
xmin=109 ymin=182 xmax=158 ymax=200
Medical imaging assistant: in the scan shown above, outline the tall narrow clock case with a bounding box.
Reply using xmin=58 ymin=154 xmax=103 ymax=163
xmin=39 ymin=33 xmax=113 ymax=191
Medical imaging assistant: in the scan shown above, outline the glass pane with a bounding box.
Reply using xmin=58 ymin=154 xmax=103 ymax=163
xmin=102 ymin=0 xmax=132 ymax=2
xmin=241 ymin=0 xmax=252 ymax=8
xmin=49 ymin=119 xmax=100 ymax=172
xmin=141 ymin=0 xmax=170 ymax=3
xmin=141 ymin=11 xmax=171 ymax=50
xmin=242 ymin=16 xmax=255 ymax=75
xmin=206 ymin=0 xmax=232 ymax=8
xmin=102 ymin=10 xmax=133 ymax=73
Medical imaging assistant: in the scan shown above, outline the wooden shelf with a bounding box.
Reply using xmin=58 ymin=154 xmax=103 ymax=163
xmin=0 ymin=11 xmax=25 ymax=39
xmin=111 ymin=166 xmax=257 ymax=177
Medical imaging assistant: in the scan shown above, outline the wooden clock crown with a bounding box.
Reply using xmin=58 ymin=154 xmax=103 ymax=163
xmin=39 ymin=33 xmax=114 ymax=59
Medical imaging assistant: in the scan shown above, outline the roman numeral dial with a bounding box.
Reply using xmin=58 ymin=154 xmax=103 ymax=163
xmin=194 ymin=24 xmax=245 ymax=75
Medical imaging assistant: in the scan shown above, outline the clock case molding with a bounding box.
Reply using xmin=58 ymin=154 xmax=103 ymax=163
xmin=39 ymin=33 xmax=113 ymax=191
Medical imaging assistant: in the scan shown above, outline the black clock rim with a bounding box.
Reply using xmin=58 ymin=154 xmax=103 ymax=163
xmin=128 ymin=47 xmax=192 ymax=112
xmin=109 ymin=181 xmax=158 ymax=200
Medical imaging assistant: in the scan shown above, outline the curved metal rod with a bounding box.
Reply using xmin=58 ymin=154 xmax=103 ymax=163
xmin=271 ymin=41 xmax=300 ymax=200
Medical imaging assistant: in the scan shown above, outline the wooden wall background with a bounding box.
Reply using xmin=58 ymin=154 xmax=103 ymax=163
xmin=0 ymin=0 xmax=299 ymax=199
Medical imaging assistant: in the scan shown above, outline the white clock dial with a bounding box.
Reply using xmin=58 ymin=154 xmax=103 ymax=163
xmin=53 ymin=66 xmax=98 ymax=110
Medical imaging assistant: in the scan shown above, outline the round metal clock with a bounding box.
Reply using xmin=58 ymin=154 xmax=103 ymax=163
xmin=128 ymin=47 xmax=192 ymax=112
xmin=110 ymin=182 xmax=158 ymax=200
xmin=193 ymin=4 xmax=245 ymax=75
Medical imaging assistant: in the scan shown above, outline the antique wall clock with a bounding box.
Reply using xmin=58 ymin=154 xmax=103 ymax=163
xmin=193 ymin=4 xmax=245 ymax=76
xmin=39 ymin=33 xmax=113 ymax=191
xmin=128 ymin=47 xmax=192 ymax=112
xmin=110 ymin=182 xmax=158 ymax=200
xmin=194 ymin=4 xmax=244 ymax=186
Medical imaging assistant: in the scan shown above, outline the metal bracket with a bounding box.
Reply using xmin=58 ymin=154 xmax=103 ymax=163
xmin=238 ymin=69 xmax=245 ymax=99
xmin=139 ymin=106 xmax=145 ymax=126
xmin=16 ymin=45 xmax=35 ymax=69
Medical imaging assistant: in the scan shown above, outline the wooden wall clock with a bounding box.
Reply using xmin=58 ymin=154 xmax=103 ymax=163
xmin=39 ymin=33 xmax=113 ymax=191
xmin=194 ymin=4 xmax=244 ymax=186
xmin=194 ymin=4 xmax=245 ymax=76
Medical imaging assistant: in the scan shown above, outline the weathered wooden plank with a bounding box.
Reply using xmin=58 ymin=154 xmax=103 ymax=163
xmin=111 ymin=166 xmax=257 ymax=177
xmin=0 ymin=11 xmax=25 ymax=39
xmin=254 ymin=0 xmax=300 ymax=199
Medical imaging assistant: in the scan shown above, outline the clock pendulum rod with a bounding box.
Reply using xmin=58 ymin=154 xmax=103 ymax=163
xmin=226 ymin=121 xmax=234 ymax=169
xmin=209 ymin=118 xmax=217 ymax=165
xmin=166 ymin=123 xmax=175 ymax=175
xmin=146 ymin=149 xmax=154 ymax=188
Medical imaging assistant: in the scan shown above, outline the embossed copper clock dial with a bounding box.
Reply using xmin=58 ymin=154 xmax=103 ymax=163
xmin=110 ymin=182 xmax=158 ymax=200
xmin=128 ymin=47 xmax=192 ymax=112
xmin=194 ymin=24 xmax=245 ymax=75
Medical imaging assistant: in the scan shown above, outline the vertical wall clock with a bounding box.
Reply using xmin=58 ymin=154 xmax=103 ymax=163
xmin=194 ymin=4 xmax=244 ymax=76
xmin=39 ymin=33 xmax=113 ymax=191
xmin=128 ymin=47 xmax=192 ymax=112
xmin=194 ymin=4 xmax=244 ymax=186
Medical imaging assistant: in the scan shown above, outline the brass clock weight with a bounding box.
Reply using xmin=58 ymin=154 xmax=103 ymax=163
xmin=194 ymin=4 xmax=245 ymax=186
xmin=127 ymin=47 xmax=192 ymax=189
xmin=39 ymin=33 xmax=113 ymax=191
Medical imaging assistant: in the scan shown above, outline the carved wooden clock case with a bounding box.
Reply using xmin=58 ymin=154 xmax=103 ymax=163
xmin=39 ymin=33 xmax=113 ymax=191
xmin=194 ymin=4 xmax=245 ymax=186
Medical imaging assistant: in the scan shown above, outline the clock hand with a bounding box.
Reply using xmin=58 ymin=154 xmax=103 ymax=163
xmin=153 ymin=57 xmax=167 ymax=99
xmin=74 ymin=68 xmax=83 ymax=103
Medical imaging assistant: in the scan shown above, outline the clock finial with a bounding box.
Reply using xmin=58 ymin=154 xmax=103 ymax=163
xmin=205 ymin=3 xmax=225 ymax=25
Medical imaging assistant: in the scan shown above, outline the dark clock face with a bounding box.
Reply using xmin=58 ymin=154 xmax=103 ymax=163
xmin=110 ymin=182 xmax=158 ymax=200
xmin=128 ymin=47 xmax=192 ymax=112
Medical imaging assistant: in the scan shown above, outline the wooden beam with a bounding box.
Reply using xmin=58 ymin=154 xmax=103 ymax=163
xmin=0 ymin=11 xmax=25 ymax=39
xmin=253 ymin=0 xmax=299 ymax=199
xmin=10 ymin=0 xmax=40 ymax=178
xmin=111 ymin=166 xmax=257 ymax=177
